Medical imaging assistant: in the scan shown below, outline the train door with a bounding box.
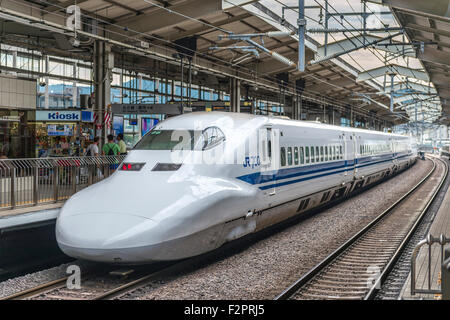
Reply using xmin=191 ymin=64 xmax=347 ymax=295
xmin=261 ymin=126 xmax=276 ymax=196
xmin=344 ymin=132 xmax=357 ymax=180
xmin=352 ymin=133 xmax=358 ymax=178
xmin=391 ymin=138 xmax=398 ymax=167
xmin=342 ymin=132 xmax=348 ymax=181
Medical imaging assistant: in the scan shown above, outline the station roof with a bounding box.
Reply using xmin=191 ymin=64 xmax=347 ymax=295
xmin=0 ymin=0 xmax=446 ymax=125
xmin=370 ymin=0 xmax=450 ymax=125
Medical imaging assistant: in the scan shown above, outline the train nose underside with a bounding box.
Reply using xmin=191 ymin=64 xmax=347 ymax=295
xmin=55 ymin=169 xmax=248 ymax=264
xmin=56 ymin=212 xmax=164 ymax=263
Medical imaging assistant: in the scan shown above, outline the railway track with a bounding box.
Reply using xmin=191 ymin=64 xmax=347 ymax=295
xmin=275 ymin=157 xmax=448 ymax=300
xmin=0 ymin=250 xmax=218 ymax=300
xmin=2 ymin=158 xmax=446 ymax=301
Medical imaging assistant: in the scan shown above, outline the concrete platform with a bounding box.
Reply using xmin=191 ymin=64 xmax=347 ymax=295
xmin=401 ymin=167 xmax=450 ymax=300
xmin=0 ymin=203 xmax=62 ymax=232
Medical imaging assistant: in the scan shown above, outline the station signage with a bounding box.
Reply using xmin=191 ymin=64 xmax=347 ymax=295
xmin=36 ymin=110 xmax=81 ymax=121
xmin=111 ymin=103 xmax=182 ymax=115
xmin=81 ymin=110 xmax=94 ymax=122
xmin=0 ymin=115 xmax=20 ymax=122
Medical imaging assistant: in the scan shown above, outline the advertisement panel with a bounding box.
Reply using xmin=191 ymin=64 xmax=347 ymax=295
xmin=141 ymin=118 xmax=159 ymax=136
xmin=113 ymin=115 xmax=124 ymax=135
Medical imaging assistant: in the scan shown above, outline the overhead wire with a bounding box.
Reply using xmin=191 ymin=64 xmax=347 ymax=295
xmin=7 ymin=0 xmax=394 ymax=122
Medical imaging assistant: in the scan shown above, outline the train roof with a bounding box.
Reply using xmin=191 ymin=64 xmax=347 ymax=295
xmin=158 ymin=112 xmax=410 ymax=139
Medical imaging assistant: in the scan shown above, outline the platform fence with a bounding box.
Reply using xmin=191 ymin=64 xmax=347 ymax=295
xmin=411 ymin=234 xmax=450 ymax=296
xmin=0 ymin=155 xmax=126 ymax=210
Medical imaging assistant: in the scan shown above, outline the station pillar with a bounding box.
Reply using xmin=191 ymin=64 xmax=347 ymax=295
xmin=230 ymin=78 xmax=240 ymax=113
xmin=93 ymin=41 xmax=113 ymax=146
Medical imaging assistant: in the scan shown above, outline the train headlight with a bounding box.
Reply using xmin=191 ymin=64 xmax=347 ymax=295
xmin=120 ymin=163 xmax=145 ymax=171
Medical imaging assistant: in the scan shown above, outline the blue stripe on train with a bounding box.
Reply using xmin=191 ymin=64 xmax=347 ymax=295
xmin=237 ymin=153 xmax=412 ymax=189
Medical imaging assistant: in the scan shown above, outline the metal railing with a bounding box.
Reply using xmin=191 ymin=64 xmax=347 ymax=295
xmin=411 ymin=234 xmax=449 ymax=295
xmin=0 ymin=155 xmax=126 ymax=210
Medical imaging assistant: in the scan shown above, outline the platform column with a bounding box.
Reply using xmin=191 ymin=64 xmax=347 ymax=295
xmin=230 ymin=78 xmax=240 ymax=113
xmin=93 ymin=41 xmax=113 ymax=145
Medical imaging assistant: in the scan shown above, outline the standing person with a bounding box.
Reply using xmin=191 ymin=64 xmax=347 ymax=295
xmin=102 ymin=134 xmax=120 ymax=156
xmin=85 ymin=137 xmax=100 ymax=156
xmin=102 ymin=134 xmax=120 ymax=172
xmin=117 ymin=133 xmax=127 ymax=155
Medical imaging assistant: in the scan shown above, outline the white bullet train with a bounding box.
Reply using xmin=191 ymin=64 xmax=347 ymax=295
xmin=56 ymin=112 xmax=417 ymax=264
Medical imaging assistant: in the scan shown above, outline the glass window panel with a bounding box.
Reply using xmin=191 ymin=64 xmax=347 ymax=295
xmin=287 ymin=147 xmax=293 ymax=166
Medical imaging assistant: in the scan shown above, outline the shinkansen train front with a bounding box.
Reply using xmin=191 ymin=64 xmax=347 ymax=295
xmin=56 ymin=112 xmax=267 ymax=264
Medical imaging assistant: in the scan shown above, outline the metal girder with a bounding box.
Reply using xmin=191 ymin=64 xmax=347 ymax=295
xmin=43 ymin=0 xmax=90 ymax=13
xmin=305 ymin=77 xmax=356 ymax=93
xmin=394 ymin=93 xmax=433 ymax=104
xmin=114 ymin=0 xmax=223 ymax=36
xmin=164 ymin=13 xmax=253 ymax=42
xmin=430 ymin=73 xmax=450 ymax=88
xmin=417 ymin=47 xmax=450 ymax=67
xmin=102 ymin=0 xmax=143 ymax=15
xmin=222 ymin=0 xmax=258 ymax=10
xmin=385 ymin=82 xmax=437 ymax=95
xmin=316 ymin=35 xmax=416 ymax=59
xmin=356 ymin=64 xmax=429 ymax=82
xmin=368 ymin=0 xmax=450 ymax=20
xmin=438 ymin=88 xmax=450 ymax=100
xmin=256 ymin=52 xmax=301 ymax=75
xmin=405 ymin=23 xmax=450 ymax=38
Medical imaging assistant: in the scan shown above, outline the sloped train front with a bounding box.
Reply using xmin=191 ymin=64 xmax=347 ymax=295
xmin=56 ymin=112 xmax=417 ymax=264
xmin=56 ymin=113 xmax=265 ymax=263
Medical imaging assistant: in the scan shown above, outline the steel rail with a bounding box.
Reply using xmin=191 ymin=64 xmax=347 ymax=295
xmin=0 ymin=277 xmax=69 ymax=300
xmin=365 ymin=157 xmax=448 ymax=299
xmin=275 ymin=157 xmax=444 ymax=300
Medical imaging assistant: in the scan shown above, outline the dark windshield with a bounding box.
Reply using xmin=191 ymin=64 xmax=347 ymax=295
xmin=134 ymin=127 xmax=226 ymax=151
xmin=134 ymin=130 xmax=200 ymax=151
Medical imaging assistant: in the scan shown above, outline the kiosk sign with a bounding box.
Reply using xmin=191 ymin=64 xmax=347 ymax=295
xmin=36 ymin=111 xmax=81 ymax=121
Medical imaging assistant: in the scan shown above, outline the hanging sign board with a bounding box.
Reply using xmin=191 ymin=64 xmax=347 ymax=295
xmin=111 ymin=104 xmax=182 ymax=115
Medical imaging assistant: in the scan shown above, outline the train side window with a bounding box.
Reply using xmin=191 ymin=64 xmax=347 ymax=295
xmin=287 ymin=147 xmax=293 ymax=166
xmin=320 ymin=146 xmax=324 ymax=162
xmin=280 ymin=147 xmax=286 ymax=167
xmin=340 ymin=146 xmax=343 ymax=159
xmin=310 ymin=146 xmax=315 ymax=163
xmin=325 ymin=146 xmax=328 ymax=161
xmin=300 ymin=147 xmax=305 ymax=164
xmin=316 ymin=146 xmax=320 ymax=162
xmin=294 ymin=147 xmax=299 ymax=165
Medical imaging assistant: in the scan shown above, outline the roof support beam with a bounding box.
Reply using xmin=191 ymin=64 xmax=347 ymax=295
xmin=405 ymin=23 xmax=450 ymax=38
xmin=386 ymin=81 xmax=437 ymax=95
xmin=417 ymin=46 xmax=450 ymax=67
xmin=102 ymin=0 xmax=143 ymax=15
xmin=356 ymin=64 xmax=429 ymax=82
xmin=114 ymin=0 xmax=223 ymax=36
xmin=165 ymin=13 xmax=252 ymax=42
xmin=44 ymin=0 xmax=90 ymax=13
xmin=305 ymin=77 xmax=356 ymax=93
xmin=316 ymin=35 xmax=416 ymax=59
xmin=430 ymin=74 xmax=450 ymax=88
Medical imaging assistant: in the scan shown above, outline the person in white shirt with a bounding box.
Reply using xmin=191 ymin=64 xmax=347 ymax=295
xmin=85 ymin=137 xmax=99 ymax=156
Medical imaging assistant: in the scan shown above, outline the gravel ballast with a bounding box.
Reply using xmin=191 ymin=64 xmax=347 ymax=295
xmin=126 ymin=160 xmax=432 ymax=300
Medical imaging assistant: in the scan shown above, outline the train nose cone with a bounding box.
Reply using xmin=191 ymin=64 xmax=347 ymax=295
xmin=56 ymin=212 xmax=157 ymax=263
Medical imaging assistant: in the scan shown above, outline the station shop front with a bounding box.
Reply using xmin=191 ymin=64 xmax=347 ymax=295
xmin=34 ymin=110 xmax=95 ymax=158
xmin=0 ymin=109 xmax=35 ymax=158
